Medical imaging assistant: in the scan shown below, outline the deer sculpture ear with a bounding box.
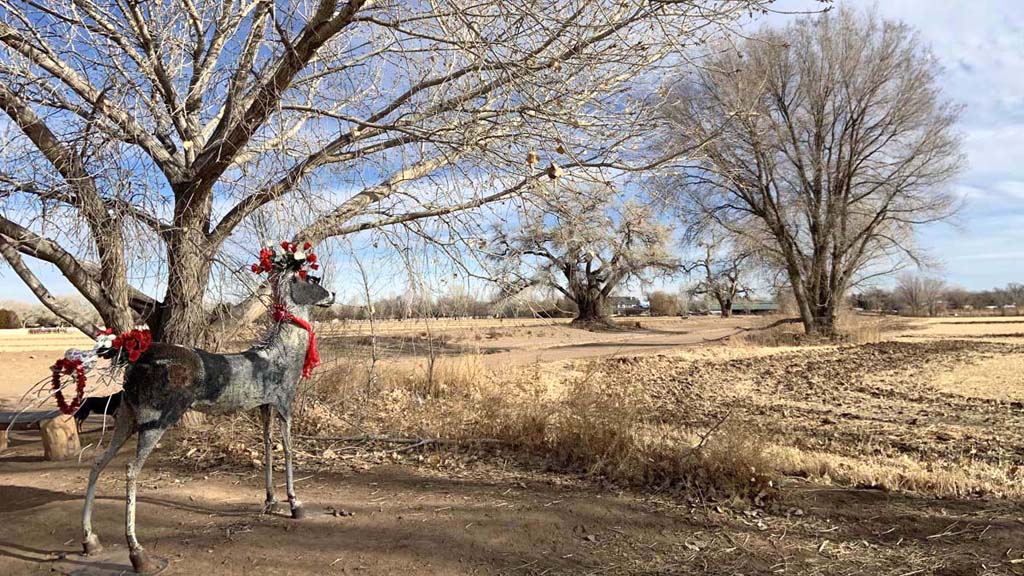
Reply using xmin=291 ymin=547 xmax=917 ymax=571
xmin=289 ymin=274 xmax=332 ymax=306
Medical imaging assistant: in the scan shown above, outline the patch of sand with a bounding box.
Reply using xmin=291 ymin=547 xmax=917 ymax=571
xmin=930 ymin=353 xmax=1024 ymax=401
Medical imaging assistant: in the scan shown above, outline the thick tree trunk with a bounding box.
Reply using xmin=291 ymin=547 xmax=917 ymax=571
xmin=719 ymin=297 xmax=733 ymax=318
xmin=784 ymin=263 xmax=839 ymax=339
xmin=786 ymin=271 xmax=816 ymax=336
xmin=808 ymin=304 xmax=837 ymax=338
xmin=570 ymin=292 xmax=613 ymax=327
xmin=155 ymin=227 xmax=213 ymax=347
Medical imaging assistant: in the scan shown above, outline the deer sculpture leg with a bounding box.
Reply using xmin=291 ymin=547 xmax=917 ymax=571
xmin=126 ymin=426 xmax=169 ymax=575
xmin=82 ymin=406 xmax=136 ymax=555
xmin=278 ymin=412 xmax=304 ymax=519
xmin=260 ymin=405 xmax=278 ymax=514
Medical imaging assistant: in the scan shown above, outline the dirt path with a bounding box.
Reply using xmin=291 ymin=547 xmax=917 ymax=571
xmin=2 ymin=432 xmax=1022 ymax=575
xmin=478 ymin=324 xmax=748 ymax=367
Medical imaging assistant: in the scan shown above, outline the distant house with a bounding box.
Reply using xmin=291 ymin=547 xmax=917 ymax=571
xmin=607 ymin=296 xmax=647 ymax=316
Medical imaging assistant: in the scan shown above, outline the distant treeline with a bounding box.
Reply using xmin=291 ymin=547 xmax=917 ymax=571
xmin=311 ymin=294 xmax=576 ymax=322
xmin=310 ymin=289 xmax=754 ymax=322
xmin=851 ymin=278 xmax=1024 ymax=317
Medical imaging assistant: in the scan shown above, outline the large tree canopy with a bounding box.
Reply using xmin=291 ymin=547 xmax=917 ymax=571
xmin=662 ymin=7 xmax=963 ymax=336
xmin=494 ymin=185 xmax=679 ymax=326
xmin=0 ymin=0 xmax=769 ymax=344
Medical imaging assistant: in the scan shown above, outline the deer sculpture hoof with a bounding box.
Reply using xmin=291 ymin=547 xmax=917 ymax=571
xmin=262 ymin=499 xmax=280 ymax=515
xmin=129 ymin=548 xmax=169 ymax=575
xmin=290 ymin=502 xmax=305 ymax=520
xmin=82 ymin=534 xmax=103 ymax=555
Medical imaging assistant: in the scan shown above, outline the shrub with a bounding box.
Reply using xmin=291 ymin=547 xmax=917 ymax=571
xmin=0 ymin=309 xmax=21 ymax=329
xmin=648 ymin=291 xmax=681 ymax=316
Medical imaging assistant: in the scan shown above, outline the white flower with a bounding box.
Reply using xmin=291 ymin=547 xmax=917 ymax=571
xmin=293 ymin=250 xmax=306 ymax=261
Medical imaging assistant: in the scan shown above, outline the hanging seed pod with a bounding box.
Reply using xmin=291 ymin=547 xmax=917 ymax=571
xmin=526 ymin=150 xmax=540 ymax=167
xmin=555 ymin=143 xmax=566 ymax=155
xmin=546 ymin=162 xmax=563 ymax=180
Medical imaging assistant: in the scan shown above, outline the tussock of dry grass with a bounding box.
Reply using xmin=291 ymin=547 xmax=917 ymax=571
xmin=471 ymin=373 xmax=776 ymax=498
xmin=301 ymin=355 xmax=777 ymax=499
xmin=769 ymin=445 xmax=1023 ymax=498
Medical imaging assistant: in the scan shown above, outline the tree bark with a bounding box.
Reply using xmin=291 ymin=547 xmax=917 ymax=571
xmin=571 ymin=292 xmax=613 ymax=327
xmin=154 ymin=249 xmax=212 ymax=345
xmin=719 ymin=297 xmax=733 ymax=318
xmin=808 ymin=304 xmax=837 ymax=338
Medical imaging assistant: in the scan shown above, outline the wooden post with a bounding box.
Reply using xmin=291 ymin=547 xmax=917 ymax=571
xmin=40 ymin=414 xmax=80 ymax=460
xmin=0 ymin=429 xmax=7 ymax=452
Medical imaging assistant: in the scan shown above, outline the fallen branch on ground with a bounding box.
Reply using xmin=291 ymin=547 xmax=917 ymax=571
xmin=294 ymin=433 xmax=509 ymax=447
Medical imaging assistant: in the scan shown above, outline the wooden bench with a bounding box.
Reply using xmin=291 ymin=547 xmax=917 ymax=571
xmin=0 ymin=409 xmax=62 ymax=430
xmin=0 ymin=409 xmax=79 ymax=459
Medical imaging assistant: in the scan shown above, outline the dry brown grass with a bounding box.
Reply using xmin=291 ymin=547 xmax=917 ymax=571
xmin=768 ymin=445 xmax=1024 ymax=498
xmin=733 ymin=313 xmax=896 ymax=347
xmin=299 ymin=355 xmax=779 ymax=500
xmin=471 ymin=373 xmax=776 ymax=498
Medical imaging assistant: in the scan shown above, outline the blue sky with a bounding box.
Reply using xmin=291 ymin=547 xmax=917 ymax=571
xmin=1 ymin=0 xmax=1021 ymax=304
xmin=764 ymin=0 xmax=1024 ymax=289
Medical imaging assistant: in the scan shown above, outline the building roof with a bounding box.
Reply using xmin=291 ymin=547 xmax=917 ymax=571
xmin=709 ymin=300 xmax=779 ymax=312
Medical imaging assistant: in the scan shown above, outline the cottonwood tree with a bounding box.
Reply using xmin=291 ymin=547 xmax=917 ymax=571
xmin=894 ymin=272 xmax=946 ymax=317
xmin=662 ymin=7 xmax=962 ymax=336
xmin=688 ymin=236 xmax=754 ymax=318
xmin=1002 ymin=283 xmax=1024 ymax=312
xmin=494 ymin=186 xmax=679 ymax=327
xmin=0 ymin=1 xmax=769 ymax=346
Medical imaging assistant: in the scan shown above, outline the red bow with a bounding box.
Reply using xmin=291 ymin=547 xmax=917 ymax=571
xmin=271 ymin=305 xmax=320 ymax=379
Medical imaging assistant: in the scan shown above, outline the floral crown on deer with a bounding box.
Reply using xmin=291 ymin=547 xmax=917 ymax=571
xmin=252 ymin=241 xmax=319 ymax=280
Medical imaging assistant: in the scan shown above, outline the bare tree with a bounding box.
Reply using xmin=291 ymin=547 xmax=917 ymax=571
xmin=940 ymin=286 xmax=972 ymax=314
xmin=894 ymin=272 xmax=946 ymax=317
xmin=1003 ymin=283 xmax=1024 ymax=314
xmin=494 ymin=186 xmax=679 ymax=327
xmin=687 ymin=235 xmax=754 ymax=318
xmin=852 ymin=286 xmax=897 ymax=314
xmin=0 ymin=1 xmax=769 ymax=345
xmin=662 ymin=7 xmax=962 ymax=336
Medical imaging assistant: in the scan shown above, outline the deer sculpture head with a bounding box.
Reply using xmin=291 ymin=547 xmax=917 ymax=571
xmin=273 ymin=270 xmax=335 ymax=313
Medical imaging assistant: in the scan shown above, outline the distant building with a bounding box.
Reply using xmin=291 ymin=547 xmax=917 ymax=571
xmin=607 ymin=296 xmax=647 ymax=316
xmin=709 ymin=300 xmax=779 ymax=315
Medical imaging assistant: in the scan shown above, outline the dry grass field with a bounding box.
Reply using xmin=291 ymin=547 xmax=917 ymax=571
xmin=2 ymin=315 xmax=1024 ymax=575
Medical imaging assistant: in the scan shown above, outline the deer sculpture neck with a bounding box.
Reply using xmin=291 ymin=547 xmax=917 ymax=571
xmin=255 ymin=273 xmax=321 ymax=379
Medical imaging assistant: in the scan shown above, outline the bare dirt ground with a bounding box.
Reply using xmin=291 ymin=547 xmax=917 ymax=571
xmin=3 ymin=316 xmax=1024 ymax=575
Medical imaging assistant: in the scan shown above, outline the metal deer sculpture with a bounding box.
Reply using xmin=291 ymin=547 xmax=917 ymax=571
xmin=80 ymin=265 xmax=333 ymax=574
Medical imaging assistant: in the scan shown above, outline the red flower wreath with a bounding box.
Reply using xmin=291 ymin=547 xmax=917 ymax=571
xmin=251 ymin=241 xmax=319 ymax=280
xmin=51 ymin=358 xmax=87 ymax=415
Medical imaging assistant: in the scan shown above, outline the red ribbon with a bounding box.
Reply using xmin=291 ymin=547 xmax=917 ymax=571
xmin=271 ymin=305 xmax=320 ymax=379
